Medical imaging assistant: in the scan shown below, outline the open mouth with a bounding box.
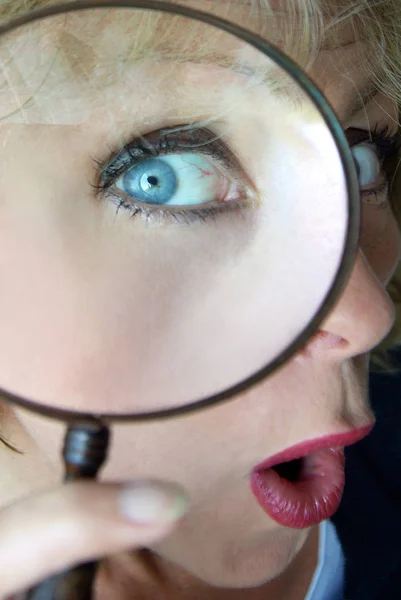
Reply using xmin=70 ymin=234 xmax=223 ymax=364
xmin=271 ymin=457 xmax=304 ymax=482
xmin=250 ymin=447 xmax=345 ymax=528
xmin=249 ymin=426 xmax=374 ymax=529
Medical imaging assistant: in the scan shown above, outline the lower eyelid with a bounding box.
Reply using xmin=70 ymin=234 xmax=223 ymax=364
xmin=103 ymin=189 xmax=247 ymax=225
xmin=360 ymin=184 xmax=389 ymax=207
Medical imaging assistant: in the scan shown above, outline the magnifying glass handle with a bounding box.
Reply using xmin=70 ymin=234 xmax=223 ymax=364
xmin=24 ymin=421 xmax=110 ymax=600
xmin=24 ymin=562 xmax=98 ymax=600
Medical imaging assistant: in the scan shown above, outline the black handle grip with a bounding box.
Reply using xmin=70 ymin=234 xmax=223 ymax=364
xmin=25 ymin=562 xmax=98 ymax=600
xmin=22 ymin=421 xmax=110 ymax=600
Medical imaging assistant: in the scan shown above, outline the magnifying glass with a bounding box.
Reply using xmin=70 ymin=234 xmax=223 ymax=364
xmin=0 ymin=1 xmax=360 ymax=598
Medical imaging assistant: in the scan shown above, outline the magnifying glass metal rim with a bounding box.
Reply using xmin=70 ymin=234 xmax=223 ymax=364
xmin=0 ymin=0 xmax=361 ymax=423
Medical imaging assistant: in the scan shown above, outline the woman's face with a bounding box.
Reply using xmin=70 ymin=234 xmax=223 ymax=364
xmin=1 ymin=0 xmax=400 ymax=591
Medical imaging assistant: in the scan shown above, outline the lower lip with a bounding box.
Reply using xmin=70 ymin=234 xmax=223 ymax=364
xmin=250 ymin=447 xmax=345 ymax=529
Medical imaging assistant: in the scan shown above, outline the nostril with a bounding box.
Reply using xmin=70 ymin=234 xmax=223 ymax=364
xmin=299 ymin=331 xmax=348 ymax=358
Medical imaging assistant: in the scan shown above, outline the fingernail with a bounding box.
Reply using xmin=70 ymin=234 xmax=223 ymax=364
xmin=118 ymin=480 xmax=189 ymax=524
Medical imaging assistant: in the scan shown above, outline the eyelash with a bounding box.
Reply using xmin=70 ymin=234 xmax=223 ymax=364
xmin=93 ymin=123 xmax=401 ymax=225
xmin=92 ymin=127 xmax=251 ymax=225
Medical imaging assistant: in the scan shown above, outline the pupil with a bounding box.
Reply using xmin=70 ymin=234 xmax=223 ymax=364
xmin=147 ymin=175 xmax=159 ymax=187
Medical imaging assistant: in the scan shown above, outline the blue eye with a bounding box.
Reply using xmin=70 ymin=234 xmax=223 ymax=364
xmin=115 ymin=153 xmax=229 ymax=207
xmin=348 ymin=126 xmax=401 ymax=205
xmin=97 ymin=126 xmax=251 ymax=224
xmin=351 ymin=145 xmax=382 ymax=188
xmin=117 ymin=157 xmax=178 ymax=205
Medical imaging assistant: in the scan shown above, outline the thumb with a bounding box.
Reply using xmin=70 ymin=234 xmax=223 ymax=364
xmin=0 ymin=479 xmax=189 ymax=596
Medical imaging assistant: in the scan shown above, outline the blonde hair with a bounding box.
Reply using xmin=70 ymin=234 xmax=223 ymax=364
xmin=0 ymin=10 xmax=398 ymax=588
xmin=0 ymin=0 xmax=400 ymax=366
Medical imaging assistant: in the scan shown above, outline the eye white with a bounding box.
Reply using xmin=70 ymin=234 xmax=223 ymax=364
xmin=116 ymin=153 xmax=227 ymax=206
xmin=351 ymin=145 xmax=381 ymax=187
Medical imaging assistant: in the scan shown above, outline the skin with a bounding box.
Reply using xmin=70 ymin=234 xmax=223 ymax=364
xmin=0 ymin=1 xmax=400 ymax=599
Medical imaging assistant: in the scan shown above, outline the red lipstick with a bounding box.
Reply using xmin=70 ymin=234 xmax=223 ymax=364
xmin=250 ymin=425 xmax=373 ymax=529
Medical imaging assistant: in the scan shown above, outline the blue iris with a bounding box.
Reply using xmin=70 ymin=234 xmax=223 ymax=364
xmin=121 ymin=158 xmax=178 ymax=205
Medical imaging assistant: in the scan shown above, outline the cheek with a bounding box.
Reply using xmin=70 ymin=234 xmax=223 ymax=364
xmin=359 ymin=204 xmax=401 ymax=285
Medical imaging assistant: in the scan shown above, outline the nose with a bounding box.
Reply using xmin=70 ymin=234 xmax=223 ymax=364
xmin=316 ymin=248 xmax=395 ymax=359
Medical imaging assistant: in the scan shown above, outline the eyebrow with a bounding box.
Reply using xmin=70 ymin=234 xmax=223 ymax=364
xmin=177 ymin=51 xmax=311 ymax=104
xmin=182 ymin=51 xmax=378 ymax=119
xmin=347 ymin=84 xmax=380 ymax=119
xmin=4 ymin=0 xmax=369 ymax=118
xmin=6 ymin=14 xmax=377 ymax=124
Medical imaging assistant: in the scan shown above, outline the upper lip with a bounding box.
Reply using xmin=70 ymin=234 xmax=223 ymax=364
xmin=252 ymin=424 xmax=375 ymax=472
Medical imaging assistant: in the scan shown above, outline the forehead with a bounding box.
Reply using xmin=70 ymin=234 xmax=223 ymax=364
xmin=0 ymin=5 xmax=306 ymax=122
xmin=2 ymin=0 xmax=357 ymax=49
xmin=0 ymin=0 xmax=375 ymax=127
xmin=2 ymin=1 xmax=365 ymax=81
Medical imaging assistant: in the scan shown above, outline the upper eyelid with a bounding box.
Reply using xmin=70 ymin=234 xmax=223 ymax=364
xmin=94 ymin=126 xmax=256 ymax=192
xmin=95 ymin=124 xmax=397 ymax=201
xmin=91 ymin=125 xmax=261 ymax=225
xmin=346 ymin=126 xmax=401 ymax=151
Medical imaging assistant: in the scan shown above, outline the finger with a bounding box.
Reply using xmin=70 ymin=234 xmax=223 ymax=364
xmin=0 ymin=479 xmax=188 ymax=596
